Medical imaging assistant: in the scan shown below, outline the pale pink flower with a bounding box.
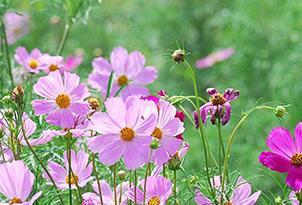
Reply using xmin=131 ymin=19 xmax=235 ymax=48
xmin=195 ymin=48 xmax=235 ymax=69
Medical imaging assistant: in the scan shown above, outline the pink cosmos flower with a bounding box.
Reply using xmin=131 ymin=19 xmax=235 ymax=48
xmin=147 ymin=99 xmax=185 ymax=166
xmin=32 ymin=70 xmax=90 ymax=128
xmin=195 ymin=176 xmax=261 ymax=205
xmin=289 ymin=191 xmax=299 ymax=205
xmin=194 ymin=88 xmax=239 ymax=127
xmin=64 ymin=55 xmax=83 ymax=72
xmin=44 ymin=150 xmax=93 ymax=189
xmin=82 ymin=180 xmax=128 ymax=205
xmin=88 ymin=46 xmax=157 ymax=99
xmin=195 ymin=48 xmax=235 ymax=69
xmin=0 ymin=160 xmax=42 ymax=204
xmin=14 ymin=47 xmax=44 ymax=74
xmin=40 ymin=54 xmax=83 ymax=73
xmin=128 ymin=176 xmax=172 ymax=205
xmin=88 ymin=96 xmax=156 ymax=170
xmin=259 ymin=123 xmax=302 ymax=191
xmin=4 ymin=12 xmax=30 ymax=45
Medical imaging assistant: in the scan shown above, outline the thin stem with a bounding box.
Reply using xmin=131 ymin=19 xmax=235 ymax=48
xmin=134 ymin=170 xmax=137 ymax=204
xmin=0 ymin=19 xmax=14 ymax=87
xmin=173 ymin=170 xmax=177 ymax=205
xmin=217 ymin=119 xmax=224 ymax=203
xmin=163 ymin=164 xmax=166 ymax=177
xmin=113 ymin=164 xmax=117 ymax=205
xmin=129 ymin=171 xmax=132 ymax=189
xmin=184 ymin=60 xmax=215 ymax=198
xmin=143 ymin=150 xmax=152 ymax=205
xmin=57 ymin=23 xmax=72 ymax=55
xmin=0 ymin=142 xmax=6 ymax=162
xmin=67 ymin=135 xmax=73 ymax=205
xmin=92 ymin=153 xmax=104 ymax=205
xmin=119 ymin=181 xmax=123 ymax=204
xmin=21 ymin=120 xmax=64 ymax=204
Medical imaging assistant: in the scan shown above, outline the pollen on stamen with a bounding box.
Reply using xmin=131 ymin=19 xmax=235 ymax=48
xmin=65 ymin=175 xmax=79 ymax=185
xmin=211 ymin=93 xmax=227 ymax=106
xmin=55 ymin=94 xmax=71 ymax=109
xmin=10 ymin=197 xmax=22 ymax=204
xmin=28 ymin=59 xmax=39 ymax=69
xmin=117 ymin=75 xmax=128 ymax=86
xmin=120 ymin=127 xmax=135 ymax=141
xmin=151 ymin=127 xmax=163 ymax=140
xmin=291 ymin=153 xmax=302 ymax=166
xmin=49 ymin=64 xmax=59 ymax=72
xmin=148 ymin=196 xmax=161 ymax=205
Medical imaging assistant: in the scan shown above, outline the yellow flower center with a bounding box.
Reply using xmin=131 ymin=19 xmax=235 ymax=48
xmin=10 ymin=197 xmax=22 ymax=204
xmin=291 ymin=153 xmax=302 ymax=166
xmin=211 ymin=93 xmax=227 ymax=106
xmin=49 ymin=64 xmax=59 ymax=72
xmin=65 ymin=175 xmax=79 ymax=185
xmin=117 ymin=75 xmax=128 ymax=86
xmin=88 ymin=97 xmax=100 ymax=110
xmin=223 ymin=202 xmax=233 ymax=205
xmin=151 ymin=127 xmax=163 ymax=140
xmin=148 ymin=196 xmax=160 ymax=205
xmin=120 ymin=127 xmax=135 ymax=141
xmin=55 ymin=94 xmax=71 ymax=109
xmin=28 ymin=59 xmax=39 ymax=69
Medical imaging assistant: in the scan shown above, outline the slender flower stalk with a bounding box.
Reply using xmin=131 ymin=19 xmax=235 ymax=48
xmin=0 ymin=142 xmax=6 ymax=162
xmin=92 ymin=153 xmax=104 ymax=205
xmin=173 ymin=169 xmax=177 ymax=205
xmin=134 ymin=170 xmax=137 ymax=204
xmin=183 ymin=60 xmax=214 ymax=197
xmin=67 ymin=134 xmax=73 ymax=205
xmin=143 ymin=150 xmax=153 ymax=205
xmin=113 ymin=164 xmax=117 ymax=205
xmin=57 ymin=23 xmax=72 ymax=55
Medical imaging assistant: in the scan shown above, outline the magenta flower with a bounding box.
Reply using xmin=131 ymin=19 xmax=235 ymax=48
xmin=32 ymin=70 xmax=90 ymax=128
xmin=14 ymin=47 xmax=44 ymax=74
xmin=195 ymin=176 xmax=261 ymax=205
xmin=88 ymin=46 xmax=157 ymax=99
xmin=148 ymin=99 xmax=185 ymax=166
xmin=259 ymin=123 xmax=302 ymax=191
xmin=44 ymin=150 xmax=93 ymax=189
xmin=194 ymin=88 xmax=239 ymax=127
xmin=64 ymin=55 xmax=83 ymax=72
xmin=195 ymin=48 xmax=235 ymax=69
xmin=82 ymin=180 xmax=128 ymax=205
xmin=88 ymin=96 xmax=156 ymax=170
xmin=128 ymin=176 xmax=172 ymax=204
xmin=4 ymin=12 xmax=30 ymax=45
xmin=0 ymin=161 xmax=42 ymax=204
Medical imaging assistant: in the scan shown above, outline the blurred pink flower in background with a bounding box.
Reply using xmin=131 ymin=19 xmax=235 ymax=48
xmin=64 ymin=55 xmax=83 ymax=72
xmin=88 ymin=46 xmax=157 ymax=99
xmin=40 ymin=54 xmax=83 ymax=73
xmin=14 ymin=47 xmax=44 ymax=74
xmin=44 ymin=150 xmax=93 ymax=189
xmin=0 ymin=160 xmax=42 ymax=204
xmin=195 ymin=48 xmax=235 ymax=69
xmin=4 ymin=12 xmax=30 ymax=45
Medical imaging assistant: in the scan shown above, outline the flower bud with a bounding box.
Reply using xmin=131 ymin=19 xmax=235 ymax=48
xmin=118 ymin=170 xmax=127 ymax=180
xmin=88 ymin=97 xmax=100 ymax=110
xmin=274 ymin=106 xmax=287 ymax=118
xmin=172 ymin=49 xmax=185 ymax=63
xmin=274 ymin=196 xmax=282 ymax=205
xmin=167 ymin=153 xmax=181 ymax=170
xmin=12 ymin=84 xmax=24 ymax=104
xmin=175 ymin=111 xmax=185 ymax=122
xmin=157 ymin=89 xmax=168 ymax=97
xmin=150 ymin=139 xmax=160 ymax=149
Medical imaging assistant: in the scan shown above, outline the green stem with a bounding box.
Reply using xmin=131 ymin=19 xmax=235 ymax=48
xmin=134 ymin=170 xmax=137 ymax=204
xmin=173 ymin=170 xmax=177 ymax=205
xmin=184 ymin=60 xmax=214 ymax=198
xmin=0 ymin=142 xmax=6 ymax=162
xmin=113 ymin=164 xmax=117 ymax=205
xmin=57 ymin=23 xmax=72 ymax=55
xmin=163 ymin=164 xmax=166 ymax=177
xmin=67 ymin=135 xmax=73 ymax=205
xmin=92 ymin=153 xmax=104 ymax=205
xmin=217 ymin=119 xmax=224 ymax=203
xmin=0 ymin=19 xmax=13 ymax=87
xmin=143 ymin=150 xmax=152 ymax=205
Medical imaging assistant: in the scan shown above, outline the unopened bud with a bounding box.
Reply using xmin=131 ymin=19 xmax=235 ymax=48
xmin=172 ymin=49 xmax=185 ymax=63
xmin=274 ymin=196 xmax=282 ymax=204
xmin=274 ymin=106 xmax=287 ymax=118
xmin=150 ymin=139 xmax=160 ymax=149
xmin=88 ymin=97 xmax=100 ymax=110
xmin=157 ymin=89 xmax=168 ymax=97
xmin=118 ymin=170 xmax=127 ymax=180
xmin=12 ymin=84 xmax=24 ymax=104
xmin=167 ymin=153 xmax=181 ymax=170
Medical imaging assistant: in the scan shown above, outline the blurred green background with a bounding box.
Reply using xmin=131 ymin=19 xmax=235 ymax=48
xmin=5 ymin=0 xmax=302 ymax=204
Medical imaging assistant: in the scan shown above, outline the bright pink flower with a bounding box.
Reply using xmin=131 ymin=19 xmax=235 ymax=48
xmin=88 ymin=46 xmax=157 ymax=99
xmin=128 ymin=176 xmax=172 ymax=205
xmin=82 ymin=180 xmax=128 ymax=205
xmin=14 ymin=47 xmax=44 ymax=74
xmin=195 ymin=48 xmax=235 ymax=69
xmin=195 ymin=176 xmax=261 ymax=205
xmin=44 ymin=150 xmax=93 ymax=189
xmin=194 ymin=88 xmax=239 ymax=127
xmin=147 ymin=99 xmax=185 ymax=166
xmin=0 ymin=160 xmax=42 ymax=204
xmin=88 ymin=96 xmax=156 ymax=170
xmin=4 ymin=12 xmax=30 ymax=45
xmin=32 ymin=71 xmax=90 ymax=128
xmin=259 ymin=123 xmax=302 ymax=191
xmin=64 ymin=55 xmax=83 ymax=72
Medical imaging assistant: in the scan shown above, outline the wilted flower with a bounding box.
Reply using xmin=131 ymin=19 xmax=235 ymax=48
xmin=195 ymin=48 xmax=235 ymax=69
xmin=88 ymin=97 xmax=100 ymax=111
xmin=194 ymin=88 xmax=239 ymax=127
xmin=14 ymin=47 xmax=44 ymax=74
xmin=12 ymin=84 xmax=24 ymax=104
xmin=4 ymin=12 xmax=30 ymax=45
xmin=128 ymin=176 xmax=172 ymax=205
xmin=0 ymin=161 xmax=42 ymax=204
xmin=88 ymin=96 xmax=156 ymax=170
xmin=195 ymin=176 xmax=261 ymax=205
xmin=32 ymin=71 xmax=90 ymax=128
xmin=259 ymin=123 xmax=302 ymax=191
xmin=44 ymin=150 xmax=93 ymax=189
xmin=82 ymin=180 xmax=128 ymax=205
xmin=88 ymin=46 xmax=157 ymax=99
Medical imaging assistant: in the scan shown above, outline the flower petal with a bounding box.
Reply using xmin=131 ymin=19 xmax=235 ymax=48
xmin=258 ymin=151 xmax=291 ymax=173
xmin=110 ymin=46 xmax=128 ymax=74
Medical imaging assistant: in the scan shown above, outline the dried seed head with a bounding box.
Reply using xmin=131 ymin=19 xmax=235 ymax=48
xmin=12 ymin=84 xmax=24 ymax=103
xmin=88 ymin=97 xmax=100 ymax=110
xmin=172 ymin=49 xmax=185 ymax=63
